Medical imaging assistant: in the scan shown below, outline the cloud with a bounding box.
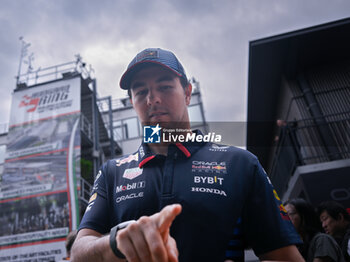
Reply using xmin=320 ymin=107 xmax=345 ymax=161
xmin=0 ymin=0 xmax=349 ymax=126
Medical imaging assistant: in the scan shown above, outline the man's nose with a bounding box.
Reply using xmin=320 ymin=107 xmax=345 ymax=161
xmin=322 ymin=221 xmax=327 ymax=229
xmin=147 ymin=89 xmax=161 ymax=106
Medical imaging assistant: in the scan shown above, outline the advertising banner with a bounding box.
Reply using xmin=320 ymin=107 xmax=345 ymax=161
xmin=0 ymin=241 xmax=66 ymax=262
xmin=9 ymin=78 xmax=80 ymax=127
xmin=0 ymin=77 xmax=81 ymax=261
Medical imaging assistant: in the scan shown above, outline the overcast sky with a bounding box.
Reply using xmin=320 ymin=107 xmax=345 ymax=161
xmin=0 ymin=0 xmax=349 ymax=126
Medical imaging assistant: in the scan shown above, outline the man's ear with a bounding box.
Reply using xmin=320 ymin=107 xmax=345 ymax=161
xmin=338 ymin=213 xmax=345 ymax=222
xmin=185 ymin=83 xmax=192 ymax=106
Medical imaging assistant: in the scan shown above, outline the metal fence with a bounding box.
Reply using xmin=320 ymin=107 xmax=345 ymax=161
xmin=16 ymin=57 xmax=94 ymax=88
xmin=270 ymin=113 xmax=350 ymax=196
xmin=80 ymin=114 xmax=93 ymax=141
xmin=0 ymin=123 xmax=8 ymax=135
xmin=78 ymin=177 xmax=92 ymax=205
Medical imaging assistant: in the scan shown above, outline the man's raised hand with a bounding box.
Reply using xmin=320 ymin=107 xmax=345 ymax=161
xmin=116 ymin=204 xmax=182 ymax=262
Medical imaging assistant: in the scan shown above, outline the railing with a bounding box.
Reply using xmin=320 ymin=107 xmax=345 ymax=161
xmin=80 ymin=114 xmax=93 ymax=141
xmin=0 ymin=123 xmax=8 ymax=135
xmin=97 ymin=77 xmax=201 ymax=112
xmin=294 ymin=113 xmax=350 ymax=163
xmin=78 ymin=177 xmax=92 ymax=204
xmin=96 ymin=97 xmax=116 ymax=145
xmin=98 ymin=97 xmax=131 ymax=112
xmin=16 ymin=56 xmax=94 ymax=88
xmin=270 ymin=113 xmax=350 ymax=196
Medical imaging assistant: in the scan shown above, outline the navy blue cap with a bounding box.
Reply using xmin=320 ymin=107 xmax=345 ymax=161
xmin=119 ymin=48 xmax=188 ymax=90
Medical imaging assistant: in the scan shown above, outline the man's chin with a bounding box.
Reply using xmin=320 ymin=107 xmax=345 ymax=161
xmin=143 ymin=121 xmax=171 ymax=127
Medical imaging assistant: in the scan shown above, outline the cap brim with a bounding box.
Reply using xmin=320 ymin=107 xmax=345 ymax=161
xmin=119 ymin=60 xmax=183 ymax=90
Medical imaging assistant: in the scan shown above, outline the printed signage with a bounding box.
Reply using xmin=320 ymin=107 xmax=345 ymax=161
xmin=0 ymin=77 xmax=81 ymax=261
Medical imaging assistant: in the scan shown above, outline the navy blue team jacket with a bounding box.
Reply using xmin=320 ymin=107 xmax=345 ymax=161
xmin=79 ymin=135 xmax=301 ymax=261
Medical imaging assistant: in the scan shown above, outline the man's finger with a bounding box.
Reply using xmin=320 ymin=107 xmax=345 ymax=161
xmin=116 ymin=228 xmax=141 ymax=262
xmin=152 ymin=204 xmax=182 ymax=234
xmin=166 ymin=236 xmax=179 ymax=262
xmin=142 ymin=219 xmax=169 ymax=262
xmin=127 ymin=221 xmax=153 ymax=262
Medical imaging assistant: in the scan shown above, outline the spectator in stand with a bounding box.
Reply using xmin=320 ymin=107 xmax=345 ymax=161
xmin=318 ymin=201 xmax=350 ymax=262
xmin=285 ymin=198 xmax=345 ymax=261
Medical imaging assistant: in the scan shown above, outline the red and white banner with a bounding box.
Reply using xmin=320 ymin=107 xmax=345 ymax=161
xmin=9 ymin=77 xmax=80 ymax=127
xmin=0 ymin=77 xmax=81 ymax=260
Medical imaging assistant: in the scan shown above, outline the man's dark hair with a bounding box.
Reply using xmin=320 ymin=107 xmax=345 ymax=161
xmin=65 ymin=230 xmax=77 ymax=256
xmin=317 ymin=201 xmax=350 ymax=221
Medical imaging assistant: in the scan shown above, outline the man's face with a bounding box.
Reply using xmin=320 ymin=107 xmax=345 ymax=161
xmin=130 ymin=65 xmax=191 ymax=128
xmin=319 ymin=210 xmax=343 ymax=236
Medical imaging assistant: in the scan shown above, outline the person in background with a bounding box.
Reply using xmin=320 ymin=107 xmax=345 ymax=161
xmin=60 ymin=230 xmax=77 ymax=261
xmin=318 ymin=201 xmax=350 ymax=262
xmin=285 ymin=198 xmax=345 ymax=262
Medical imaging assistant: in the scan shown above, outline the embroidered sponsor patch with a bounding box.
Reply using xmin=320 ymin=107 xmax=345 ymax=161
xmin=116 ymin=153 xmax=139 ymax=166
xmin=116 ymin=181 xmax=146 ymax=194
xmin=89 ymin=193 xmax=97 ymax=203
xmin=138 ymin=145 xmax=145 ymax=158
xmin=86 ymin=193 xmax=97 ymax=212
xmin=194 ymin=176 xmax=224 ymax=185
xmin=116 ymin=192 xmax=144 ymax=203
xmin=123 ymin=167 xmax=143 ymax=180
xmin=94 ymin=170 xmax=102 ymax=183
xmin=209 ymin=144 xmax=229 ymax=152
xmin=136 ymin=49 xmax=159 ymax=62
xmin=191 ymin=186 xmax=227 ymax=197
xmin=192 ymin=161 xmax=227 ymax=174
xmin=92 ymin=170 xmax=102 ymax=191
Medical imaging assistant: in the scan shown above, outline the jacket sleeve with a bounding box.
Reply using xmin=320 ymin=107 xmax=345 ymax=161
xmin=78 ymin=162 xmax=111 ymax=234
xmin=242 ymin=158 xmax=302 ymax=256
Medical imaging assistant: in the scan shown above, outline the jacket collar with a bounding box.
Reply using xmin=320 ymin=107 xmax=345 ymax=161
xmin=138 ymin=129 xmax=206 ymax=168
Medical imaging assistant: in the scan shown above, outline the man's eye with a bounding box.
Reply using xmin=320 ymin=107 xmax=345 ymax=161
xmin=136 ymin=90 xmax=147 ymax=96
xmin=161 ymin=85 xmax=172 ymax=90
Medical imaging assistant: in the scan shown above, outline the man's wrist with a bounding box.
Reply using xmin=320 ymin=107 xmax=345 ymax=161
xmin=109 ymin=220 xmax=136 ymax=259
